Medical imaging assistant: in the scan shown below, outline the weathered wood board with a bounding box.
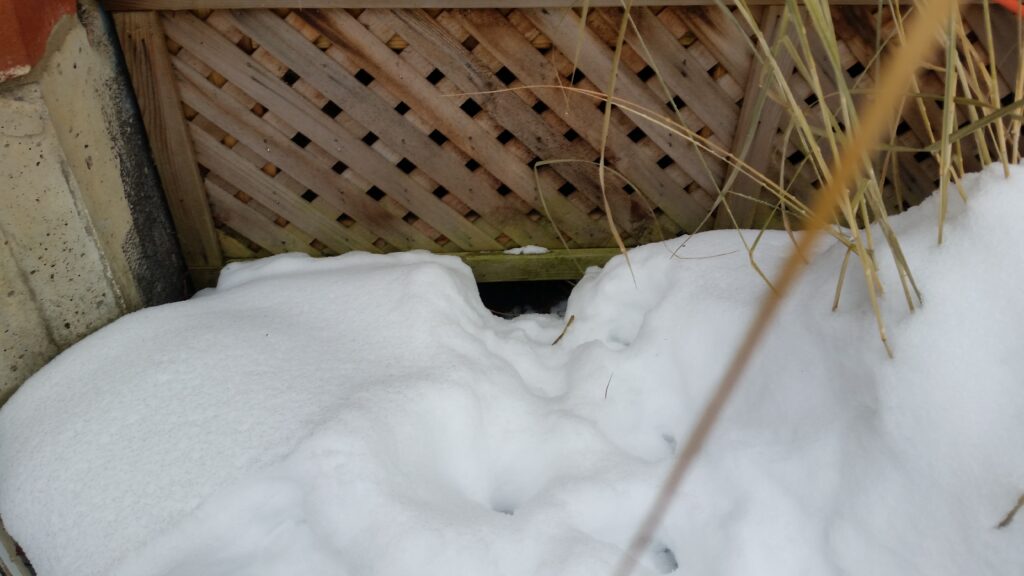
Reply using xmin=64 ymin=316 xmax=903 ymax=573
xmin=111 ymin=5 xmax=1021 ymax=283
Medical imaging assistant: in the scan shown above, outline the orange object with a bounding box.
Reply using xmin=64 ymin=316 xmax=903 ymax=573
xmin=994 ymin=0 xmax=1024 ymax=16
xmin=0 ymin=0 xmax=75 ymax=83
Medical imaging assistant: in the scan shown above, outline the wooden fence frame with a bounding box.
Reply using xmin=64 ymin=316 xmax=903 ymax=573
xmin=108 ymin=0 xmax=1010 ymax=287
xmin=105 ymin=0 xmax=990 ymax=9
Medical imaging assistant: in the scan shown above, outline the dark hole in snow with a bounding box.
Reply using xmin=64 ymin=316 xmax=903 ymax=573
xmin=478 ymin=280 xmax=573 ymax=317
xmin=650 ymin=543 xmax=679 ymax=574
xmin=662 ymin=433 xmax=677 ymax=453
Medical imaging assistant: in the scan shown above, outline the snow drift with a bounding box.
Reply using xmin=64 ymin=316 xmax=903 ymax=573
xmin=1 ymin=165 xmax=1022 ymax=576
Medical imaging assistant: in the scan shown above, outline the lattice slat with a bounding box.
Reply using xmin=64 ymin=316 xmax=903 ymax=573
xmin=116 ymin=5 xmax=1022 ymax=267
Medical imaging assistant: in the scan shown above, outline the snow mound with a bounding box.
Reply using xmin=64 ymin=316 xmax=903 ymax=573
xmin=503 ymin=245 xmax=550 ymax=255
xmin=1 ymin=165 xmax=1023 ymax=576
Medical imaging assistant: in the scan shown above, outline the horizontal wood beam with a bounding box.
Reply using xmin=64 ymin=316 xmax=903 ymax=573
xmin=461 ymin=248 xmax=619 ymax=282
xmin=102 ymin=0 xmax=977 ymax=12
xmin=216 ymin=248 xmax=620 ymax=285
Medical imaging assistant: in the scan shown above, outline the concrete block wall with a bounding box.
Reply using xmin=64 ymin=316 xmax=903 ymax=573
xmin=0 ymin=0 xmax=186 ymax=404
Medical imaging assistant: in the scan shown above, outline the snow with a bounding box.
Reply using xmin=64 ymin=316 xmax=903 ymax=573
xmin=503 ymin=245 xmax=550 ymax=255
xmin=2 ymin=164 xmax=1023 ymax=576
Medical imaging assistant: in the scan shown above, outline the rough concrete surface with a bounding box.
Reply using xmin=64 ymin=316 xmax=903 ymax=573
xmin=0 ymin=224 xmax=59 ymax=408
xmin=0 ymin=3 xmax=186 ymax=401
xmin=0 ymin=82 xmax=125 ymax=398
xmin=46 ymin=4 xmax=186 ymax=308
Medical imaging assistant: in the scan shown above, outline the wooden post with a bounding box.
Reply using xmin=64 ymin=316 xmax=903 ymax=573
xmin=461 ymin=248 xmax=620 ymax=281
xmin=714 ymin=5 xmax=796 ymax=229
xmin=113 ymin=11 xmax=223 ymax=288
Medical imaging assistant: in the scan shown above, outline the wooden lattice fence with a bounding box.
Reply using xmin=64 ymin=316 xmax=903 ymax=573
xmin=111 ymin=3 xmax=1023 ymax=285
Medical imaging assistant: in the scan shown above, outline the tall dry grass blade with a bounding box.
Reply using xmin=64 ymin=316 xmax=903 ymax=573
xmin=938 ymin=4 xmax=959 ymax=245
xmin=599 ymin=0 xmax=636 ymax=285
xmin=610 ymin=0 xmax=957 ymax=573
xmin=832 ymin=246 xmax=854 ymax=311
xmin=530 ymin=160 xmax=580 ymax=273
xmin=551 ymin=314 xmax=576 ymax=345
xmin=617 ymin=6 xmax=725 ymax=236
xmin=790 ymin=0 xmax=908 ymax=347
xmin=997 ymin=493 xmax=1024 ymax=528
xmin=981 ymin=0 xmax=1011 ymax=175
xmin=538 ymin=157 xmax=668 ymax=243
xmin=870 ymin=96 xmax=1024 ymax=153
xmin=570 ymin=0 xmax=591 ymax=85
xmin=954 ymin=23 xmax=992 ymax=167
xmin=713 ymin=5 xmax=792 ymax=231
xmin=461 ymin=83 xmax=857 ymax=250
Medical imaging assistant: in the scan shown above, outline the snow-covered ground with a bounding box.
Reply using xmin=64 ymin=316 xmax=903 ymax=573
xmin=2 ymin=165 xmax=1023 ymax=576
xmin=503 ymin=245 xmax=551 ymax=255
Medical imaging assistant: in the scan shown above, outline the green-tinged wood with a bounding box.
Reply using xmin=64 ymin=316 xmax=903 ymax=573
xmin=113 ymin=12 xmax=223 ymax=288
xmin=462 ymin=248 xmax=620 ymax=281
xmin=220 ymin=248 xmax=620 ymax=283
